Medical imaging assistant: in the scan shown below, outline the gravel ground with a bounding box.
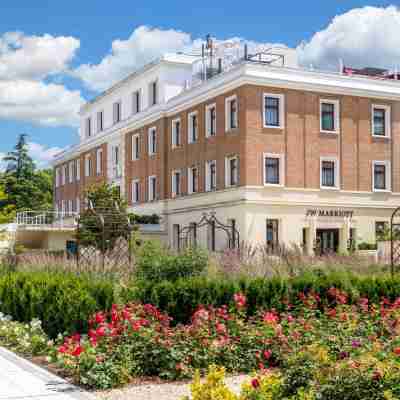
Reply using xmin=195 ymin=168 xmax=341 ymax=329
xmin=95 ymin=375 xmax=248 ymax=400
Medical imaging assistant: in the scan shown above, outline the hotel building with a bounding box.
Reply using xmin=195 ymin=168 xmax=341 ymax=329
xmin=52 ymin=41 xmax=400 ymax=255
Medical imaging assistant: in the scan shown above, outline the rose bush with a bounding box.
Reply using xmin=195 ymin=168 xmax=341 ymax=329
xmin=51 ymin=288 xmax=400 ymax=394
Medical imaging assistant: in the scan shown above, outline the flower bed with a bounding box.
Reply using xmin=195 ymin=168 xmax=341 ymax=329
xmin=51 ymin=288 xmax=400 ymax=394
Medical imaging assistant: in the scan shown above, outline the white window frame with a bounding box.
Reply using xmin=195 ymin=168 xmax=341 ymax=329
xmin=85 ymin=155 xmax=91 ymax=177
xmin=320 ymin=156 xmax=340 ymax=190
xmin=263 ymin=153 xmax=285 ymax=187
xmin=85 ymin=117 xmax=92 ymax=138
xmin=225 ymin=155 xmax=239 ymax=187
xmin=205 ymin=160 xmax=217 ymax=192
xmin=96 ymin=148 xmax=103 ymax=175
xmin=131 ymin=179 xmax=140 ymax=204
xmin=171 ymin=118 xmax=181 ymax=149
xmin=61 ymin=165 xmax=67 ymax=186
xmin=148 ymin=127 xmax=157 ymax=156
xmin=263 ymin=93 xmax=285 ymax=129
xmin=372 ymin=160 xmax=391 ymax=192
xmin=149 ymin=80 xmax=158 ymax=107
xmin=132 ymin=133 xmax=140 ymax=161
xmin=171 ymin=169 xmax=182 ymax=198
xmin=205 ymin=103 xmax=217 ymax=137
xmin=76 ymin=197 xmax=80 ymax=213
xmin=55 ymin=168 xmax=60 ymax=188
xmin=148 ymin=175 xmax=157 ymax=201
xmin=188 ymin=111 xmax=198 ymax=144
xmin=68 ymin=162 xmax=74 ymax=184
xmin=225 ymin=94 xmax=238 ymax=132
xmin=68 ymin=200 xmax=73 ymax=214
xmin=96 ymin=111 xmax=104 ymax=133
xmin=320 ymin=99 xmax=340 ymax=134
xmin=132 ymin=89 xmax=141 ymax=115
xmin=188 ymin=166 xmax=199 ymax=194
xmin=113 ymin=100 xmax=122 ymax=124
xmin=371 ymin=104 xmax=391 ymax=138
xmin=76 ymin=159 xmax=80 ymax=181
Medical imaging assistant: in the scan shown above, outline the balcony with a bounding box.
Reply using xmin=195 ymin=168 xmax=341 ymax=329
xmin=16 ymin=211 xmax=78 ymax=231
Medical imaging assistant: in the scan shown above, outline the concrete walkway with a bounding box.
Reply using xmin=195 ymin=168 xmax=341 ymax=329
xmin=0 ymin=347 xmax=94 ymax=400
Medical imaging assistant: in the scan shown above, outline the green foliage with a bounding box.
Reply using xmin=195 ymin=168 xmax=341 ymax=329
xmin=76 ymin=183 xmax=131 ymax=251
xmin=358 ymin=242 xmax=378 ymax=250
xmin=0 ymin=134 xmax=53 ymax=222
xmin=128 ymin=271 xmax=400 ymax=324
xmin=134 ymin=241 xmax=208 ymax=283
xmin=0 ymin=271 xmax=115 ymax=338
xmin=128 ymin=213 xmax=160 ymax=225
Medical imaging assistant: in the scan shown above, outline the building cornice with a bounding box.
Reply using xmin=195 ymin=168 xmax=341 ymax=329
xmin=54 ymin=62 xmax=400 ymax=165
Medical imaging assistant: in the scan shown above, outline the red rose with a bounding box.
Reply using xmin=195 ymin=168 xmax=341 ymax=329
xmin=251 ymin=378 xmax=260 ymax=389
xmin=263 ymin=350 xmax=272 ymax=359
xmin=394 ymin=347 xmax=400 ymax=355
xmin=72 ymin=345 xmax=84 ymax=357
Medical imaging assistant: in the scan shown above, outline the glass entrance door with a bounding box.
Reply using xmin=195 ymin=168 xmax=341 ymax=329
xmin=316 ymin=229 xmax=339 ymax=255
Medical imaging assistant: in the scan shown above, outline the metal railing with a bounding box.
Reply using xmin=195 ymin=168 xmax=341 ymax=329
xmin=16 ymin=211 xmax=78 ymax=229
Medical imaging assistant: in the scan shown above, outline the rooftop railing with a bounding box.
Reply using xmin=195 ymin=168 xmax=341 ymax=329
xmin=16 ymin=211 xmax=78 ymax=229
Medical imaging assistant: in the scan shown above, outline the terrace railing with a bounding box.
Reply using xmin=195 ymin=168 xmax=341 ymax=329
xmin=16 ymin=211 xmax=78 ymax=229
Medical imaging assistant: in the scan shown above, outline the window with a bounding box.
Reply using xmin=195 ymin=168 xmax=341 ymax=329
xmin=373 ymin=161 xmax=391 ymax=191
xmin=113 ymin=101 xmax=122 ymax=124
xmin=225 ymin=95 xmax=238 ymax=131
xmin=148 ymin=175 xmax=157 ymax=201
xmin=375 ymin=221 xmax=388 ymax=241
xmin=206 ymin=160 xmax=217 ymax=192
xmin=320 ymin=99 xmax=339 ymax=133
xmin=171 ymin=170 xmax=182 ymax=198
xmin=132 ymin=90 xmax=141 ymax=114
xmin=69 ymin=162 xmax=74 ymax=184
xmin=85 ymin=117 xmax=92 ymax=138
xmin=132 ymin=134 xmax=140 ymax=160
xmin=320 ymin=157 xmax=339 ymax=189
xmin=188 ymin=112 xmax=198 ymax=143
xmin=132 ymin=179 xmax=140 ymax=204
xmin=228 ymin=219 xmax=237 ymax=249
xmin=264 ymin=153 xmax=284 ymax=186
xmin=188 ymin=166 xmax=199 ymax=194
xmin=76 ymin=197 xmax=80 ymax=213
xmin=149 ymin=81 xmax=158 ymax=106
xmin=55 ymin=168 xmax=60 ymax=188
xmin=85 ymin=155 xmax=92 ymax=177
xmin=148 ymin=127 xmax=157 ymax=155
xmin=263 ymin=94 xmax=284 ymax=128
xmin=62 ymin=165 xmax=67 ymax=185
xmin=372 ymin=105 xmax=391 ymax=137
xmin=76 ymin=159 xmax=80 ymax=181
xmin=96 ymin=111 xmax=104 ymax=133
xmin=172 ymin=118 xmax=181 ymax=148
xmin=266 ymin=219 xmax=279 ymax=254
xmin=68 ymin=200 xmax=73 ymax=214
xmin=61 ymin=200 xmax=65 ymax=214
xmin=173 ymin=224 xmax=180 ymax=251
xmin=208 ymin=220 xmax=216 ymax=251
xmin=225 ymin=156 xmax=239 ymax=187
xmin=112 ymin=145 xmax=121 ymax=178
xmin=96 ymin=148 xmax=103 ymax=175
xmin=189 ymin=222 xmax=197 ymax=247
xmin=206 ymin=103 xmax=217 ymax=137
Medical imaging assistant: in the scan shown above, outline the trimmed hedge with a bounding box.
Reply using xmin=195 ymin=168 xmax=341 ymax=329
xmin=0 ymin=271 xmax=115 ymax=337
xmin=125 ymin=271 xmax=400 ymax=324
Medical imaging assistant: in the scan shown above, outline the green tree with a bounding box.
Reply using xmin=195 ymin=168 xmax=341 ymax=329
xmin=0 ymin=135 xmax=54 ymax=222
xmin=76 ymin=183 xmax=132 ymax=251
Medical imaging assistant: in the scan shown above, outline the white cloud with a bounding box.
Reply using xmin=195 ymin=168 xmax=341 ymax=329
xmin=0 ymin=79 xmax=83 ymax=127
xmin=74 ymin=26 xmax=193 ymax=91
xmin=298 ymin=6 xmax=400 ymax=70
xmin=27 ymin=141 xmax=65 ymax=168
xmin=0 ymin=31 xmax=80 ymax=81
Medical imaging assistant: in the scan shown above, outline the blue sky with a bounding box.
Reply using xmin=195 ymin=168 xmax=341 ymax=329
xmin=0 ymin=1 xmax=399 ymax=167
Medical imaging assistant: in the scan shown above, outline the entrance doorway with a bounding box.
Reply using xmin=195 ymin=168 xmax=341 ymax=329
xmin=316 ymin=229 xmax=339 ymax=255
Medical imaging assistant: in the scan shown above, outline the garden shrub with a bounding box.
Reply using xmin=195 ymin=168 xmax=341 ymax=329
xmin=0 ymin=271 xmax=115 ymax=337
xmin=128 ymin=271 xmax=400 ymax=324
xmin=134 ymin=241 xmax=208 ymax=283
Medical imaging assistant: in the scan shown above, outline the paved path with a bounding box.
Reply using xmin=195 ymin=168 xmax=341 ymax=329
xmin=0 ymin=347 xmax=94 ymax=400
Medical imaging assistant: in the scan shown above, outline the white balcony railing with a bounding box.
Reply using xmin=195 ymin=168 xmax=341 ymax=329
xmin=16 ymin=211 xmax=78 ymax=229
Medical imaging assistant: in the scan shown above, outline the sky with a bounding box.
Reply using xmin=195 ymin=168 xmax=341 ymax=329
xmin=1 ymin=0 xmax=400 ymax=168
